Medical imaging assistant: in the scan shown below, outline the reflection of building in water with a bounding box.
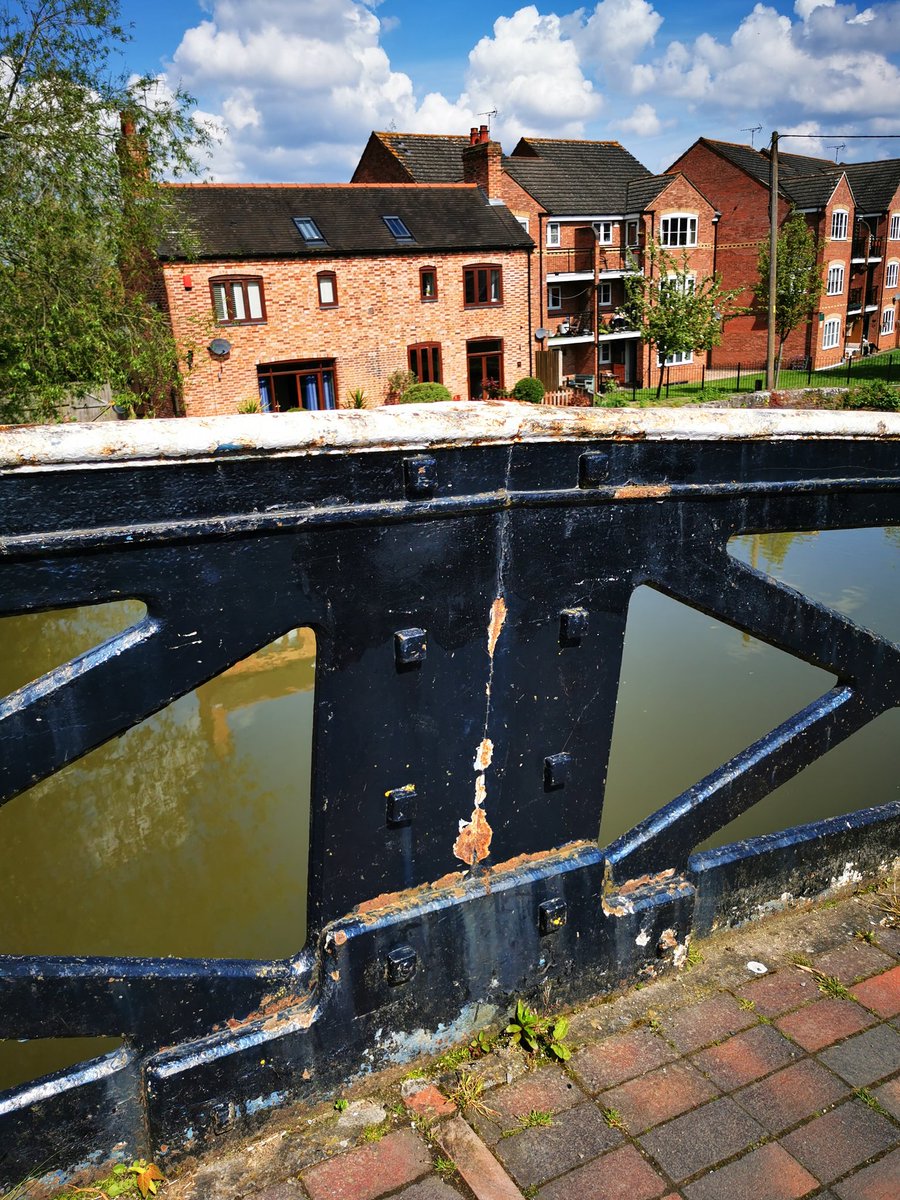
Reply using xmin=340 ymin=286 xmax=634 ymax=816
xmin=198 ymin=628 xmax=316 ymax=760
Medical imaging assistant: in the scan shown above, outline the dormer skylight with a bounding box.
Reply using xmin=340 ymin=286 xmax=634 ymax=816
xmin=383 ymin=215 xmax=414 ymax=241
xmin=293 ymin=216 xmax=326 ymax=244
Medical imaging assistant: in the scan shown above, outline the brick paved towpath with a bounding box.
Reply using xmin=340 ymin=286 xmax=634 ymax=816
xmin=164 ymin=889 xmax=900 ymax=1200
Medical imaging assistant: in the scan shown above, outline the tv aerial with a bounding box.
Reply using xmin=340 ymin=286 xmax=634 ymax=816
xmin=741 ymin=124 xmax=762 ymax=147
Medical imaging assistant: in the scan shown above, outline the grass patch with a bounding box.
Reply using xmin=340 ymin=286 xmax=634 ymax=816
xmin=500 ymin=1109 xmax=556 ymax=1138
xmin=855 ymin=1087 xmax=889 ymax=1117
xmin=793 ymin=962 xmax=851 ymax=999
xmin=601 ymin=1107 xmax=628 ymax=1133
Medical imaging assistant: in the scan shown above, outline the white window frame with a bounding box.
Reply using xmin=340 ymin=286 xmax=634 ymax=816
xmin=831 ymin=210 xmax=849 ymax=240
xmin=547 ymin=284 xmax=562 ymax=311
xmin=598 ymin=282 xmax=612 ymax=307
xmin=826 ymin=263 xmax=844 ymax=295
xmin=593 ymin=221 xmax=614 ymax=244
xmin=886 ymin=261 xmax=899 ymax=290
xmin=516 ymin=216 xmax=530 ymax=233
xmin=882 ymin=307 xmax=895 ymax=335
xmin=822 ymin=316 xmax=841 ymax=349
xmin=547 ymin=221 xmax=560 ymax=247
xmin=891 ymin=214 xmax=900 ymax=240
xmin=659 ymin=214 xmax=698 ymax=247
xmin=659 ymin=349 xmax=693 ymax=366
xmin=598 ymin=343 xmax=612 ymax=364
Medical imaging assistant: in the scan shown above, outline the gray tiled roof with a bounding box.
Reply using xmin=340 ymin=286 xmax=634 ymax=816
xmin=364 ymin=133 xmax=471 ymax=182
xmin=159 ymin=184 xmax=534 ymax=260
xmin=843 ymin=160 xmax=900 ymax=213
xmin=505 ymin=138 xmax=653 ymax=212
xmin=696 ymin=139 xmax=842 ymax=208
xmin=625 ymin=174 xmax=677 ymax=211
xmin=781 ymin=172 xmax=842 ymax=210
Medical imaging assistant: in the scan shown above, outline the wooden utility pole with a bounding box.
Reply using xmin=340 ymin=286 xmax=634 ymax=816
xmin=766 ymin=131 xmax=779 ymax=390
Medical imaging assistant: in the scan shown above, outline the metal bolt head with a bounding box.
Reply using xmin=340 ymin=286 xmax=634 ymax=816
xmin=579 ymin=451 xmax=609 ymax=487
xmin=404 ymin=455 xmax=437 ymax=497
xmin=395 ymin=627 xmax=427 ymax=667
xmin=386 ymin=785 xmax=417 ymax=826
xmin=539 ymin=897 xmax=568 ymax=935
xmin=386 ymin=944 xmax=417 ymax=985
xmin=544 ymin=752 xmax=571 ymax=790
xmin=560 ymin=608 xmax=588 ymax=644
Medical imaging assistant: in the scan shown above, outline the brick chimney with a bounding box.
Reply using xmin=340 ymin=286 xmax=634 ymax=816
xmin=463 ymin=125 xmax=503 ymax=199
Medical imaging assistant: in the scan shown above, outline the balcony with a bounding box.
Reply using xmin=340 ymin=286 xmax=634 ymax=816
xmin=851 ymin=236 xmax=884 ymax=262
xmin=545 ymin=246 xmax=643 ymax=280
xmin=847 ymin=288 xmax=863 ymax=313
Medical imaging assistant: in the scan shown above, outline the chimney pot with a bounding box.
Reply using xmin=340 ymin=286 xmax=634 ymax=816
xmin=470 ymin=126 xmax=478 ymax=146
xmin=479 ymin=124 xmax=489 ymax=143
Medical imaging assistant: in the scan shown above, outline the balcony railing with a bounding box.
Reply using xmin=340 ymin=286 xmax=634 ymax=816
xmin=852 ymin=236 xmax=884 ymax=260
xmin=848 ymin=288 xmax=863 ymax=311
xmin=545 ymin=246 xmax=642 ymax=275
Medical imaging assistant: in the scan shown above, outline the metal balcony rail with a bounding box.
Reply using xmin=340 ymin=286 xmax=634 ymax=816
xmin=1 ymin=406 xmax=899 ymax=1186
xmin=852 ymin=236 xmax=884 ymax=259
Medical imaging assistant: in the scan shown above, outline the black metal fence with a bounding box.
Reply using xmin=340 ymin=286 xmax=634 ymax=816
xmin=1 ymin=408 xmax=899 ymax=1187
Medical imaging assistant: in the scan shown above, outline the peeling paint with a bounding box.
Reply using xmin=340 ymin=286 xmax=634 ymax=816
xmin=635 ymin=928 xmax=650 ymax=947
xmin=487 ymin=598 xmax=506 ymax=660
xmin=612 ymin=484 xmax=672 ymax=499
xmin=474 ymin=774 xmax=487 ymax=807
xmin=474 ymin=739 xmax=494 ymax=772
xmin=453 ymin=806 xmax=493 ymax=866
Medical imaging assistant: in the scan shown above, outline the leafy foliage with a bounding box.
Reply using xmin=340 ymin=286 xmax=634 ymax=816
xmin=399 ymin=382 xmax=452 ymax=403
xmin=505 ymin=999 xmax=571 ymax=1061
xmin=512 ymin=376 xmax=545 ymax=404
xmin=844 ymin=379 xmax=900 ymax=411
xmin=0 ymin=0 xmax=209 ymax=422
xmin=623 ymin=241 xmax=742 ymax=398
xmin=754 ymin=212 xmax=823 ymax=385
xmin=55 ymin=1160 xmax=164 ymax=1200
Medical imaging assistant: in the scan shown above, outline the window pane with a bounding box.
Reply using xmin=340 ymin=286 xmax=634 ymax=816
xmin=464 ymin=272 xmax=475 ymax=305
xmin=319 ymin=276 xmax=335 ymax=305
xmin=247 ymin=283 xmax=263 ymax=319
xmin=301 ymin=375 xmax=318 ymax=410
xmin=212 ymin=285 xmax=228 ymax=323
xmin=477 ymin=271 xmax=488 ymax=304
xmin=490 ymin=270 xmax=500 ymax=302
xmin=231 ymin=285 xmax=246 ymax=321
xmin=430 ymin=347 xmax=441 ymax=382
xmin=322 ymin=371 xmax=336 ymax=409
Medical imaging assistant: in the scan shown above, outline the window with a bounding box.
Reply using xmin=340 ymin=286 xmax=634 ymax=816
xmin=548 ymin=285 xmax=562 ymax=310
xmin=660 ymin=215 xmax=697 ymax=247
xmin=464 ymin=264 xmax=502 ymax=307
xmin=408 ymin=342 xmax=443 ymax=383
xmin=467 ymin=338 xmax=503 ymax=399
xmin=831 ymin=210 xmax=849 ymax=240
xmin=891 ymin=215 xmax=900 ymax=240
xmin=257 ymin=359 xmax=336 ymax=411
xmin=598 ymin=282 xmax=612 ymax=307
xmin=659 ymin=349 xmax=693 ymax=366
xmin=293 ymin=216 xmax=326 ymax=244
xmin=593 ymin=221 xmax=613 ymax=244
xmin=547 ymin=222 xmax=560 ymax=247
xmin=822 ymin=316 xmax=841 ymax=349
xmin=383 ymin=215 xmax=413 ymax=241
xmin=826 ymin=264 xmax=844 ymax=295
xmin=598 ymin=343 xmax=612 ymax=364
xmin=516 ymin=216 xmax=530 ymax=233
xmin=660 ymin=273 xmax=695 ymax=297
xmin=626 ymin=220 xmax=640 ymax=247
xmin=419 ymin=267 xmax=438 ymax=301
xmin=887 ymin=261 xmax=899 ymax=290
xmin=317 ymin=271 xmax=338 ymax=308
xmin=882 ymin=307 xmax=895 ymax=335
xmin=210 ymin=277 xmax=265 ymax=325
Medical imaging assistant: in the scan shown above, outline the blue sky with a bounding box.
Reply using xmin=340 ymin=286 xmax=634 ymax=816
xmin=116 ymin=0 xmax=900 ymax=182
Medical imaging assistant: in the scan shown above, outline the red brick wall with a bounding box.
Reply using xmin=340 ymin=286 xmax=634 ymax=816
xmin=350 ymin=135 xmax=413 ymax=183
xmin=163 ymin=249 xmax=533 ymax=416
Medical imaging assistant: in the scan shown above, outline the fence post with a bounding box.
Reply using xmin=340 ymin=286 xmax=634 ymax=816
xmin=665 ymin=368 xmax=670 ymax=399
xmin=807 ymin=359 xmax=812 ymax=386
xmin=736 ymin=363 xmax=741 ymax=392
xmin=889 ymin=354 xmax=895 ymax=383
xmin=846 ymin=355 xmax=852 ymax=387
xmin=701 ymin=363 xmax=706 ymax=393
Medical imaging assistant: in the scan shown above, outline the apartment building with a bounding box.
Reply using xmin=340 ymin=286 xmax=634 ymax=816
xmin=354 ymin=129 xmax=718 ymax=391
xmin=842 ymin=161 xmax=900 ymax=353
xmin=157 ymin=183 xmax=533 ymax=416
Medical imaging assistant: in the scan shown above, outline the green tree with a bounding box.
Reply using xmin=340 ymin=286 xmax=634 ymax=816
xmin=754 ymin=211 xmax=823 ymax=385
xmin=0 ymin=0 xmax=209 ymax=423
xmin=623 ymin=241 xmax=742 ymax=398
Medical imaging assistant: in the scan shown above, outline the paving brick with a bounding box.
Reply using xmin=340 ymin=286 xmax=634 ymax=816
xmin=690 ymin=1023 xmax=799 ymax=1090
xmin=487 ymin=1065 xmax=584 ymax=1123
xmin=638 ymin=1097 xmax=764 ymax=1182
xmin=598 ymin=1060 xmax=719 ymax=1134
xmin=775 ymin=997 xmax=876 ymax=1051
xmin=872 ymin=1076 xmax=900 ymax=1121
xmin=395 ymin=1183 xmax=466 ymax=1200
xmin=570 ymin=1028 xmax=678 ymax=1093
xmin=302 ymin=1129 xmax=432 ymax=1200
xmin=873 ymin=926 xmax=900 ymax=958
xmin=681 ymin=1142 xmax=818 ymax=1200
xmin=432 ymin=1115 xmax=522 ymax=1200
xmin=818 ymin=1024 xmax=900 ymax=1087
xmin=494 ymin=1101 xmax=622 ymax=1188
xmin=246 ymin=1185 xmax=304 ymax=1200
xmin=732 ymin=1058 xmax=850 ymax=1132
xmin=401 ymin=1084 xmax=457 ymax=1121
xmin=850 ymin=964 xmax=900 ymax=1018
xmin=659 ymin=994 xmax=756 ymax=1053
xmin=780 ymin=1100 xmax=898 ymax=1184
xmin=833 ymin=1147 xmax=900 ymax=1199
xmin=736 ymin=970 xmax=818 ymax=1017
xmin=812 ymin=943 xmax=894 ymax=985
xmin=536 ymin=1143 xmax=668 ymax=1200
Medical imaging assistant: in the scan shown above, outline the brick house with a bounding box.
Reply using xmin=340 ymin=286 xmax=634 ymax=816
xmin=157 ymin=183 xmax=533 ymax=417
xmin=668 ymin=138 xmax=861 ymax=370
xmin=842 ymin=161 xmax=900 ymax=353
xmin=354 ymin=129 xmax=718 ymax=392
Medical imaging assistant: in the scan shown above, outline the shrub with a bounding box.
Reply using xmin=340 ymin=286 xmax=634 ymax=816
xmin=386 ymin=368 xmax=417 ymax=403
xmin=512 ymin=376 xmax=545 ymax=404
xmin=237 ymin=397 xmax=261 ymax=413
xmin=399 ymin=382 xmax=452 ymax=404
xmin=845 ymin=379 xmax=900 ymax=412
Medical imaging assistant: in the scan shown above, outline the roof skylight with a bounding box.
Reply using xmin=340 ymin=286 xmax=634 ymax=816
xmin=383 ymin=215 xmax=414 ymax=241
xmin=293 ymin=216 xmax=326 ymax=244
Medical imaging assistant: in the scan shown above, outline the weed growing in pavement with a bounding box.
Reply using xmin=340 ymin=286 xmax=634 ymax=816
xmin=601 ymin=1107 xmax=628 ymax=1133
xmin=505 ymin=1000 xmax=571 ymax=1061
xmin=792 ymin=962 xmax=851 ymax=999
xmin=855 ymin=929 xmax=877 ymax=944
xmin=333 ymin=1098 xmax=349 ymax=1112
xmin=683 ymin=943 xmax=704 ymax=972
xmin=855 ymin=1088 xmax=890 ymax=1117
xmin=433 ymin=1157 xmax=457 ymax=1179
xmin=449 ymin=1072 xmax=497 ymax=1119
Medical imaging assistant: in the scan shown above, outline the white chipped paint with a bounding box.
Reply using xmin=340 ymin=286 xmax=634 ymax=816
xmin=635 ymin=928 xmax=651 ymax=947
xmin=831 ymin=862 xmax=863 ymax=889
xmin=474 ymin=738 xmax=494 ymax=772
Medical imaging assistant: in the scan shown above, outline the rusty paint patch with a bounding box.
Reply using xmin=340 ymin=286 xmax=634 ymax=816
xmin=453 ymin=806 xmax=493 ymax=866
xmin=474 ymin=774 xmax=487 ymax=807
xmin=487 ymin=597 xmax=506 ymax=659
xmin=223 ymin=987 xmax=313 ymax=1033
xmin=332 ymin=930 xmax=348 ymax=946
xmin=474 ymin=738 xmax=494 ymax=772
xmin=612 ymin=484 xmax=672 ymax=499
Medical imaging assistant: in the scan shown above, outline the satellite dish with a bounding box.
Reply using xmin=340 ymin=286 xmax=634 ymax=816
xmin=209 ymin=337 xmax=232 ymax=358
xmin=535 ymin=327 xmax=550 ymax=340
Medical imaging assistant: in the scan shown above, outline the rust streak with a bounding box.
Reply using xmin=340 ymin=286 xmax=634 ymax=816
xmin=453 ymin=806 xmax=493 ymax=866
xmin=487 ymin=597 xmax=507 ymax=659
xmin=612 ymin=484 xmax=672 ymax=499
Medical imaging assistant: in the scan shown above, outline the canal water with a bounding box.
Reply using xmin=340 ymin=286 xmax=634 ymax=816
xmin=1 ymin=528 xmax=898 ymax=1089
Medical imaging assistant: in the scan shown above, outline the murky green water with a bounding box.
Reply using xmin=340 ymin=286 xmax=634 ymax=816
xmin=1 ymin=527 xmax=898 ymax=1090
